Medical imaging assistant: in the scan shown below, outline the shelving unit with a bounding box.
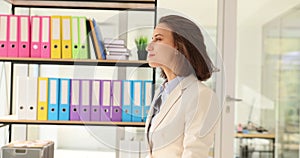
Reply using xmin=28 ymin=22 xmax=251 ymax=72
xmin=0 ymin=0 xmax=157 ymax=157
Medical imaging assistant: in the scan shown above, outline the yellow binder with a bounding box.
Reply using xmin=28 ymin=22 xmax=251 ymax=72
xmin=50 ymin=16 xmax=61 ymax=59
xmin=61 ymin=16 xmax=72 ymax=59
xmin=37 ymin=77 xmax=48 ymax=120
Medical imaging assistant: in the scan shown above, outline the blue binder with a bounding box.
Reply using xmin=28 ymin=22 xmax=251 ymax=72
xmin=58 ymin=78 xmax=70 ymax=120
xmin=143 ymin=80 xmax=153 ymax=122
xmin=122 ymin=80 xmax=132 ymax=122
xmin=48 ymin=78 xmax=60 ymax=120
xmin=132 ymin=80 xmax=143 ymax=122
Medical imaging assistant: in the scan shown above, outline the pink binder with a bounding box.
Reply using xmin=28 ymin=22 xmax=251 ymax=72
xmin=18 ymin=15 xmax=30 ymax=57
xmin=41 ymin=16 xmax=51 ymax=58
xmin=100 ymin=80 xmax=111 ymax=121
xmin=91 ymin=80 xmax=101 ymax=121
xmin=70 ymin=79 xmax=81 ymax=121
xmin=111 ymin=80 xmax=122 ymax=122
xmin=0 ymin=15 xmax=9 ymax=57
xmin=8 ymin=15 xmax=19 ymax=57
xmin=30 ymin=16 xmax=41 ymax=58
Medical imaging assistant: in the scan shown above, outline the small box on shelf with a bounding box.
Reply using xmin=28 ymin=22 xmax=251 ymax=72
xmin=1 ymin=140 xmax=54 ymax=158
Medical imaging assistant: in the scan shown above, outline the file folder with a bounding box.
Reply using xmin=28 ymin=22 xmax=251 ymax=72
xmin=71 ymin=17 xmax=80 ymax=59
xmin=92 ymin=18 xmax=106 ymax=59
xmin=18 ymin=15 xmax=30 ymax=57
xmin=122 ymin=80 xmax=132 ymax=122
xmin=78 ymin=17 xmax=88 ymax=59
xmin=50 ymin=16 xmax=61 ymax=59
xmin=30 ymin=16 xmax=41 ymax=58
xmin=88 ymin=19 xmax=101 ymax=59
xmin=143 ymin=80 xmax=153 ymax=122
xmin=100 ymin=80 xmax=111 ymax=121
xmin=27 ymin=77 xmax=38 ymax=120
xmin=8 ymin=15 xmax=19 ymax=57
xmin=0 ymin=15 xmax=8 ymax=57
xmin=16 ymin=77 xmax=38 ymax=120
xmin=61 ymin=16 xmax=72 ymax=59
xmin=48 ymin=78 xmax=60 ymax=120
xmin=70 ymin=79 xmax=80 ymax=121
xmin=111 ymin=80 xmax=122 ymax=121
xmin=80 ymin=80 xmax=91 ymax=121
xmin=132 ymin=80 xmax=143 ymax=122
xmin=37 ymin=77 xmax=48 ymax=120
xmin=91 ymin=80 xmax=101 ymax=121
xmin=16 ymin=76 xmax=27 ymax=119
xmin=41 ymin=16 xmax=51 ymax=58
xmin=59 ymin=78 xmax=70 ymax=121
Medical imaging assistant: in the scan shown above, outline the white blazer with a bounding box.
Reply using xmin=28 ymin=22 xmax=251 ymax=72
xmin=145 ymin=74 xmax=220 ymax=158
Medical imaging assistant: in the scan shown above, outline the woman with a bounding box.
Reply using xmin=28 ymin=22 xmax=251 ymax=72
xmin=145 ymin=15 xmax=220 ymax=158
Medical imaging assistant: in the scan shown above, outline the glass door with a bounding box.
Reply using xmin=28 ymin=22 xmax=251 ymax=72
xmin=234 ymin=1 xmax=300 ymax=158
xmin=262 ymin=8 xmax=300 ymax=158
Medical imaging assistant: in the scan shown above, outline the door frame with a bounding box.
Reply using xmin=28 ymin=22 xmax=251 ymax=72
xmin=214 ymin=0 xmax=237 ymax=157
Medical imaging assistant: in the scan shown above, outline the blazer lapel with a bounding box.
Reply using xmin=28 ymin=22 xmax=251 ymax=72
xmin=150 ymin=74 xmax=197 ymax=133
xmin=146 ymin=74 xmax=198 ymax=147
xmin=150 ymin=88 xmax=182 ymax=132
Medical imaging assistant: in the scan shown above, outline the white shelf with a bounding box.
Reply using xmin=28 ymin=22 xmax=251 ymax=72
xmin=54 ymin=149 xmax=115 ymax=158
xmin=0 ymin=115 xmax=145 ymax=127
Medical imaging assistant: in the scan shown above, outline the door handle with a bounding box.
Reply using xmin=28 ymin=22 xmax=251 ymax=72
xmin=224 ymin=95 xmax=242 ymax=114
xmin=226 ymin=95 xmax=243 ymax=102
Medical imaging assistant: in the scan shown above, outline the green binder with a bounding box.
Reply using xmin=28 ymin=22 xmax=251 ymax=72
xmin=71 ymin=16 xmax=80 ymax=59
xmin=78 ymin=16 xmax=89 ymax=59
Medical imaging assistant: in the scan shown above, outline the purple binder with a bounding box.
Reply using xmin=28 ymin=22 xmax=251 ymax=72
xmin=111 ymin=80 xmax=122 ymax=122
xmin=70 ymin=79 xmax=80 ymax=121
xmin=100 ymin=80 xmax=111 ymax=121
xmin=79 ymin=80 xmax=91 ymax=121
xmin=91 ymin=80 xmax=101 ymax=121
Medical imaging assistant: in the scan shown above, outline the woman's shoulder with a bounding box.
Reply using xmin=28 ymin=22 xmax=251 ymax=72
xmin=187 ymin=78 xmax=214 ymax=94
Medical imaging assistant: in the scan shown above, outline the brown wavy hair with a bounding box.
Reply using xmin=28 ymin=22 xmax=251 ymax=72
xmin=158 ymin=15 xmax=215 ymax=81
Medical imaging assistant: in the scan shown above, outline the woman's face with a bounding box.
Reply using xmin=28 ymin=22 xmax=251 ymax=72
xmin=146 ymin=23 xmax=192 ymax=76
xmin=146 ymin=23 xmax=176 ymax=68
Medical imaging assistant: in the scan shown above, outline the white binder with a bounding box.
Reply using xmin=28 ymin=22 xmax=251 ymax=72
xmin=16 ymin=76 xmax=28 ymax=120
xmin=16 ymin=76 xmax=38 ymax=120
xmin=27 ymin=77 xmax=38 ymax=120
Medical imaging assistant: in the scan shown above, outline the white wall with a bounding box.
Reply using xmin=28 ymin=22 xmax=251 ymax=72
xmin=0 ymin=0 xmax=11 ymax=14
xmin=158 ymin=0 xmax=218 ymax=28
